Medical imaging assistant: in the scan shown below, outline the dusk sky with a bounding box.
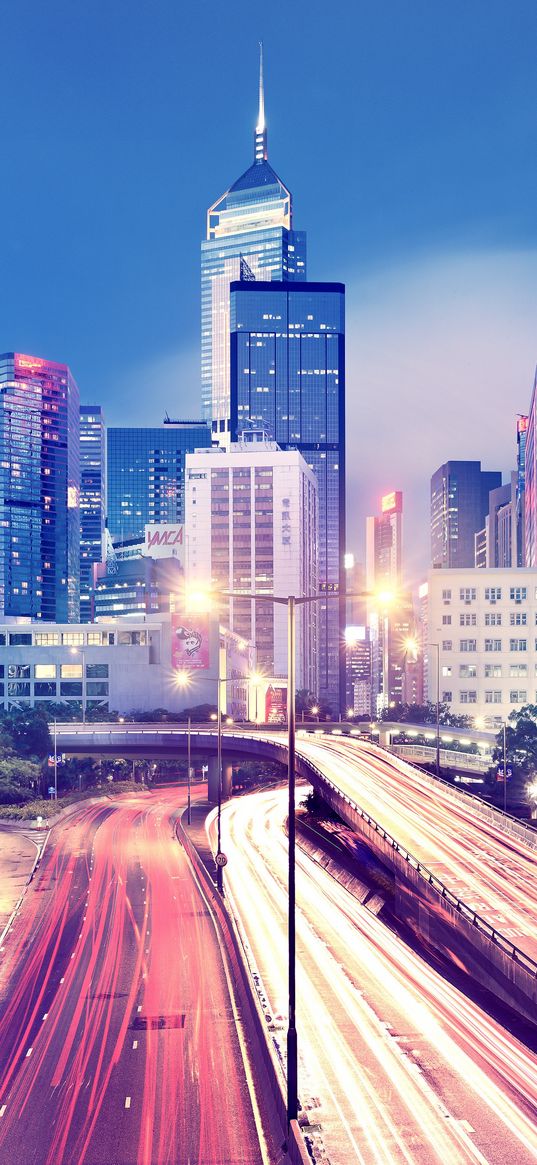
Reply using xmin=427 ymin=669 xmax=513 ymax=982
xmin=2 ymin=0 xmax=537 ymax=578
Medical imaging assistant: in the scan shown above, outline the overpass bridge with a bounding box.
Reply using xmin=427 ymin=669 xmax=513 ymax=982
xmin=55 ymin=722 xmax=537 ymax=1027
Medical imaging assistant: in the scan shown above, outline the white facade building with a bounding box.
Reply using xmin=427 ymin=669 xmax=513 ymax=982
xmin=427 ymin=568 xmax=537 ymax=725
xmin=185 ymin=433 xmax=318 ymax=694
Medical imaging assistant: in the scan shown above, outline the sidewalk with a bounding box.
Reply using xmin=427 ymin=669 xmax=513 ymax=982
xmin=0 ymin=828 xmax=39 ymax=938
xmin=180 ymin=799 xmax=218 ymax=884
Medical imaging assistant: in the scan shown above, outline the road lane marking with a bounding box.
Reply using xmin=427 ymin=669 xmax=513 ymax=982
xmin=60 ymin=977 xmax=64 ymax=984
xmin=125 ymin=1096 xmax=131 ymax=1109
xmin=26 ymin=1048 xmax=33 ymax=1057
xmin=42 ymin=1013 xmax=48 ymax=1021
xmin=137 ymin=1005 xmax=142 ymax=1012
xmin=132 ymin=1040 xmax=138 ymax=1049
xmin=0 ymin=1105 xmax=6 ymax=1117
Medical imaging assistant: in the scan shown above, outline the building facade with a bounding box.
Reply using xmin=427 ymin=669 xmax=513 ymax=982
xmin=185 ymin=433 xmax=318 ymax=695
xmin=229 ymin=280 xmax=345 ymax=710
xmin=80 ymin=405 xmax=106 ymax=623
xmin=427 ymin=567 xmax=537 ymax=725
xmin=524 ymin=373 xmax=537 ymax=567
xmin=201 ymin=50 xmax=306 ymax=435
xmin=92 ymin=556 xmax=183 ymax=620
xmin=431 ymin=461 xmax=502 ymax=569
xmin=365 ymin=491 xmax=403 ymax=593
xmin=0 ymin=352 xmax=80 ymax=623
xmin=107 ymin=421 xmax=211 ymax=544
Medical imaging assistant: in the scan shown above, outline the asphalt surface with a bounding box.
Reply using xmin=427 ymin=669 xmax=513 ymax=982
xmin=0 ymin=789 xmax=271 ymax=1165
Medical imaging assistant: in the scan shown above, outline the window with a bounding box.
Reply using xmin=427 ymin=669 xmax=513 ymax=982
xmin=460 ymin=613 xmax=477 ymax=626
xmin=509 ymin=639 xmax=527 ymax=652
xmin=510 ymin=690 xmax=527 ymax=703
xmin=459 ymin=588 xmax=477 ymax=601
xmin=8 ymin=664 xmax=30 ymax=679
xmin=442 ymin=690 xmax=452 ymax=702
xmin=0 ymin=634 xmax=5 ymax=646
xmin=8 ymin=682 xmax=30 ymax=696
xmin=86 ymin=681 xmax=108 ymax=696
xmin=60 ymin=682 xmax=83 ymax=696
xmin=442 ymin=640 xmax=452 ymax=651
xmin=510 ymin=587 xmax=527 ymax=602
xmin=62 ymin=632 xmax=84 ymax=646
xmin=61 ymin=664 xmax=83 ymax=679
xmin=34 ymin=633 xmax=60 ymax=646
xmin=442 ymin=615 xmax=452 ymax=625
xmin=9 ymin=633 xmax=32 ymax=646
xmin=510 ymin=664 xmax=528 ymax=677
xmin=442 ymin=666 xmax=452 ymax=677
xmin=510 ymin=612 xmax=527 ymax=626
xmin=87 ymin=664 xmax=109 ymax=679
xmin=35 ymin=682 xmax=56 ymax=697
xmin=459 ymin=664 xmax=477 ymax=678
xmin=118 ymin=630 xmax=147 ymax=645
xmin=442 ymin=589 xmax=452 ymax=601
xmin=86 ymin=632 xmax=103 ymax=646
xmin=485 ymin=613 xmax=502 ymax=626
xmin=35 ymin=664 xmax=56 ymax=679
xmin=485 ymin=587 xmax=502 ymax=601
xmin=485 ymin=664 xmax=502 ymax=678
xmin=460 ymin=690 xmax=477 ymax=703
xmin=485 ymin=690 xmax=502 ymax=704
xmin=460 ymin=639 xmax=477 ymax=652
xmin=484 ymin=639 xmax=502 ymax=652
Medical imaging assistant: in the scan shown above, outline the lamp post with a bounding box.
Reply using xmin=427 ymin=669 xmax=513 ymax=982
xmin=53 ymin=718 xmax=57 ymax=800
xmin=503 ymin=721 xmax=507 ymax=814
xmin=175 ymin=671 xmax=193 ymax=826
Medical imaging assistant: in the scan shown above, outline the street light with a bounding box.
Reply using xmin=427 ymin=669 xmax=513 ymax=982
xmin=175 ymin=669 xmax=193 ymax=826
xmin=249 ymin=671 xmax=264 ymax=724
xmin=70 ymin=646 xmax=86 ymax=724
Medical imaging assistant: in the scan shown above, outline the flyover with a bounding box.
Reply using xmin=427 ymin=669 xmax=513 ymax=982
xmin=55 ymin=722 xmax=537 ymax=1027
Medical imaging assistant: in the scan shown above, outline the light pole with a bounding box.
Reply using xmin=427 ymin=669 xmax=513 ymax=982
xmin=175 ymin=670 xmax=193 ymax=826
xmin=503 ymin=721 xmax=507 ymax=814
xmin=53 ymin=718 xmax=57 ymax=800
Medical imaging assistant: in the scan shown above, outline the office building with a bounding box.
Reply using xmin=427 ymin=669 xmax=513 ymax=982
xmin=230 ymin=280 xmax=345 ymax=710
xmin=524 ymin=373 xmax=537 ymax=568
xmin=201 ymin=47 xmax=306 ymax=435
xmin=366 ymin=491 xmax=403 ymax=593
xmin=365 ymin=491 xmax=407 ymax=711
xmin=107 ymin=420 xmax=211 ymax=544
xmin=0 ymin=614 xmax=253 ymax=720
xmin=474 ymin=474 xmax=518 ymax=569
xmin=80 ymin=405 xmax=106 ymax=623
xmin=185 ymin=431 xmax=318 ymax=694
xmin=0 ymin=352 xmax=80 ymax=623
xmin=517 ymin=415 xmax=527 ymax=566
xmin=431 ymin=461 xmax=502 ymax=569
xmin=92 ymin=555 xmax=183 ymax=621
xmin=427 ymin=567 xmax=537 ymax=725
xmin=344 ymin=625 xmax=372 ymax=715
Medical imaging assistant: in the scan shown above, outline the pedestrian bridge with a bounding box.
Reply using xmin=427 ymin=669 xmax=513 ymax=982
xmin=55 ymin=721 xmax=537 ymax=1028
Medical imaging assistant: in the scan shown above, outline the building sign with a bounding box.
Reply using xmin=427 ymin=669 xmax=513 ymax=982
xmin=265 ymin=683 xmax=287 ymax=724
xmin=171 ymin=612 xmax=209 ymax=670
xmin=381 ymin=490 xmax=403 ymax=514
xmin=14 ymin=353 xmax=65 ymax=374
xmin=142 ymin=523 xmax=184 ymax=562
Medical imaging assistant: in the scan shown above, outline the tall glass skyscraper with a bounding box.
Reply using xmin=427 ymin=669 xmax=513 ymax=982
xmin=229 ymin=281 xmax=345 ymax=710
xmin=0 ymin=352 xmax=80 ymax=622
xmin=107 ymin=420 xmax=211 ymax=544
xmin=80 ymin=405 xmax=106 ymax=622
xmin=201 ymin=47 xmax=306 ymax=435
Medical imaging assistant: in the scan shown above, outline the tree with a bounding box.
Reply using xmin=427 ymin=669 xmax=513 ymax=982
xmin=378 ymin=702 xmax=470 ymax=728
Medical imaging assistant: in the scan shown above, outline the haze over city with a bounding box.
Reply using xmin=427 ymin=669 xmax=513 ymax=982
xmin=2 ymin=1 xmax=537 ymax=574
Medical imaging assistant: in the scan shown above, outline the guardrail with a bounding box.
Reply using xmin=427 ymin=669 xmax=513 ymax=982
xmin=390 ymin=743 xmax=490 ymax=773
xmin=55 ymin=723 xmax=537 ymax=980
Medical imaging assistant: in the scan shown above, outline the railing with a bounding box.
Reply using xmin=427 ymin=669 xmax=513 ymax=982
xmin=390 ymin=743 xmax=490 ymax=773
xmin=54 ymin=723 xmax=537 ymax=980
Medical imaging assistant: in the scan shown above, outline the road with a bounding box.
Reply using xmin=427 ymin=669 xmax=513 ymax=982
xmin=293 ymin=734 xmax=537 ymax=961
xmin=221 ymin=786 xmax=537 ymax=1165
xmin=0 ymin=790 xmax=269 ymax=1165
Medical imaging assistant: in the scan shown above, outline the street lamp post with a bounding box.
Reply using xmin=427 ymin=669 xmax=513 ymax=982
xmin=503 ymin=722 xmax=507 ymax=814
xmin=53 ymin=718 xmax=57 ymax=800
xmin=187 ymin=714 xmax=192 ymax=826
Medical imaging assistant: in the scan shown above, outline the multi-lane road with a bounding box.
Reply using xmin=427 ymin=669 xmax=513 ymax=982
xmin=0 ymin=790 xmax=270 ymax=1165
xmin=221 ymin=786 xmax=537 ymax=1165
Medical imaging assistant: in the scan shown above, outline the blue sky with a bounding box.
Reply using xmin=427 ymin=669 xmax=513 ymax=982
xmin=1 ymin=0 xmax=536 ymax=574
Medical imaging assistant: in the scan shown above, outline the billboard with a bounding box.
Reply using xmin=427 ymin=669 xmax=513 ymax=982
xmin=265 ymin=683 xmax=287 ymax=724
xmin=381 ymin=490 xmax=403 ymax=514
xmin=142 ymin=523 xmax=184 ymax=562
xmin=171 ymin=612 xmax=209 ymax=671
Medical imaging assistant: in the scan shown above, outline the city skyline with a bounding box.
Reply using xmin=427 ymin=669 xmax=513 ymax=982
xmin=1 ymin=4 xmax=536 ymax=577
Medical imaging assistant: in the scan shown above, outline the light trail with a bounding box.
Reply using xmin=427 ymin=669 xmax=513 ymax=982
xmin=221 ymin=787 xmax=537 ymax=1165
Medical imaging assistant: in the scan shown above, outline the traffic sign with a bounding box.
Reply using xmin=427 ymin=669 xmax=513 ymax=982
xmin=215 ymin=852 xmax=228 ymax=868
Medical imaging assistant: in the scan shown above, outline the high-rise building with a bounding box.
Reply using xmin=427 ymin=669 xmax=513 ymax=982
xmin=365 ymin=492 xmax=407 ymax=711
xmin=185 ymin=431 xmax=318 ymax=694
xmin=229 ymin=280 xmax=345 ymax=710
xmin=201 ymin=47 xmax=306 ymax=436
xmin=430 ymin=461 xmax=502 ymax=569
xmin=517 ymin=414 xmax=527 ymax=566
xmin=365 ymin=491 xmax=403 ymax=593
xmin=107 ymin=420 xmax=211 ymax=544
xmin=0 ymin=352 xmax=80 ymax=622
xmin=80 ymin=405 xmax=106 ymax=623
xmin=474 ymin=474 xmax=517 ymax=569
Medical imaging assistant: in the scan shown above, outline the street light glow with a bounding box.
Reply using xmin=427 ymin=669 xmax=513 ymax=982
xmin=175 ymin=669 xmax=192 ymax=688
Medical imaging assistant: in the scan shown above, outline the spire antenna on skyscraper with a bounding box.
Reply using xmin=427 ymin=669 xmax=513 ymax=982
xmin=254 ymin=41 xmax=268 ymax=163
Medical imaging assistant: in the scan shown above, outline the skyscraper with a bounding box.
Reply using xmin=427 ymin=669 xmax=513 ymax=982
xmin=365 ymin=491 xmax=403 ymax=593
xmin=201 ymin=46 xmax=306 ymax=436
xmin=0 ymin=352 xmax=80 ymax=622
xmin=229 ymin=280 xmax=345 ymax=710
xmin=80 ymin=405 xmax=106 ymax=623
xmin=107 ymin=420 xmax=211 ymax=544
xmin=430 ymin=461 xmax=502 ymax=569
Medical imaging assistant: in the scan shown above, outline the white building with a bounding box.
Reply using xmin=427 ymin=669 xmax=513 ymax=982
xmin=185 ymin=431 xmax=318 ymax=694
xmin=427 ymin=568 xmax=537 ymax=725
xmin=0 ymin=614 xmax=254 ymax=721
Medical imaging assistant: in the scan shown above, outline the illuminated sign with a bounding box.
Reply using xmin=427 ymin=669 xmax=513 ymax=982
xmin=142 ymin=523 xmax=184 ymax=562
xmin=14 ymin=353 xmax=66 ymax=374
xmin=381 ymin=491 xmax=402 ymax=514
xmin=265 ymin=683 xmax=287 ymax=724
xmin=517 ymin=416 xmax=528 ymax=434
xmin=171 ymin=612 xmax=209 ymax=670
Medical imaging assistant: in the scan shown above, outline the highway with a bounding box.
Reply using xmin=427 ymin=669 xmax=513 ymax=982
xmin=221 ymin=786 xmax=537 ymax=1165
xmin=293 ymin=734 xmax=537 ymax=962
xmin=0 ymin=790 xmax=270 ymax=1165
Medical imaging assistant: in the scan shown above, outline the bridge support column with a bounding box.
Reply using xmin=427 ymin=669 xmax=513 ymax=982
xmin=207 ymin=757 xmax=232 ymax=803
